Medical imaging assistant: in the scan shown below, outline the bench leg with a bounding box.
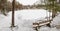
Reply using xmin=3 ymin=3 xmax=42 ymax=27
xmin=46 ymin=23 xmax=51 ymax=27
xmin=34 ymin=27 xmax=38 ymax=31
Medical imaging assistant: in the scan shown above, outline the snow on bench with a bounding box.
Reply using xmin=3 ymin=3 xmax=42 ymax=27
xmin=33 ymin=19 xmax=52 ymax=28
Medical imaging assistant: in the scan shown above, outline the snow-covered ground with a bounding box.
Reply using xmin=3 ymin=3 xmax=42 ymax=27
xmin=0 ymin=9 xmax=60 ymax=31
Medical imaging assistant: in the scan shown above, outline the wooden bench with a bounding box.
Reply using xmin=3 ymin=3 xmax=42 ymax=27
xmin=33 ymin=19 xmax=52 ymax=31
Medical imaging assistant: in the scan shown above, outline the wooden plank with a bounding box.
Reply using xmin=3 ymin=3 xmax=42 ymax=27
xmin=33 ymin=19 xmax=52 ymax=28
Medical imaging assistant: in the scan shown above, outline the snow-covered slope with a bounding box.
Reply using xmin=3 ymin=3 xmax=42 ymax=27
xmin=51 ymin=13 xmax=60 ymax=28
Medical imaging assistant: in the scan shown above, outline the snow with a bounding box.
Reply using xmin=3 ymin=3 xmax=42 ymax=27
xmin=38 ymin=26 xmax=60 ymax=31
xmin=8 ymin=9 xmax=50 ymax=20
xmin=51 ymin=13 xmax=60 ymax=28
xmin=0 ymin=9 xmax=60 ymax=31
xmin=7 ymin=9 xmax=51 ymax=28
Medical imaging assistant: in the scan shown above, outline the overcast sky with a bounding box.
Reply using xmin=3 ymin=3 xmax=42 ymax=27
xmin=16 ymin=0 xmax=38 ymax=5
xmin=8 ymin=0 xmax=39 ymax=5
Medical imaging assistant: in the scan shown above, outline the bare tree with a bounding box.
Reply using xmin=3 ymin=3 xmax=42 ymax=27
xmin=11 ymin=0 xmax=15 ymax=27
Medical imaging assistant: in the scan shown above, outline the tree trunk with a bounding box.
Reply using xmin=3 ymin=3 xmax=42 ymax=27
xmin=11 ymin=0 xmax=15 ymax=27
xmin=52 ymin=1 xmax=57 ymax=19
xmin=52 ymin=10 xmax=57 ymax=18
xmin=59 ymin=0 xmax=60 ymax=3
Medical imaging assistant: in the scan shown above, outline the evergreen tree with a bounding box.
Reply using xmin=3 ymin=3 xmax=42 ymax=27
xmin=45 ymin=0 xmax=60 ymax=18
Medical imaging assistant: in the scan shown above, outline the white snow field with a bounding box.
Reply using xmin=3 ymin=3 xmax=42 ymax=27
xmin=0 ymin=9 xmax=60 ymax=31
